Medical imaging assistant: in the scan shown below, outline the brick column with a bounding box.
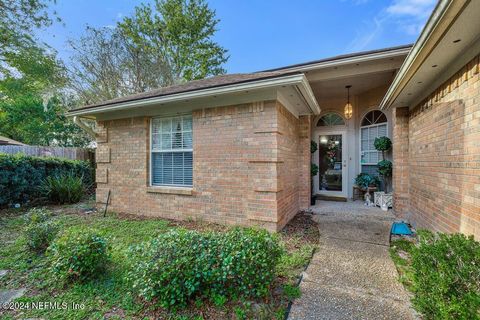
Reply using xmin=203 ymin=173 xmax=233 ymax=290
xmin=392 ymin=107 xmax=410 ymax=217
xmin=298 ymin=115 xmax=311 ymax=210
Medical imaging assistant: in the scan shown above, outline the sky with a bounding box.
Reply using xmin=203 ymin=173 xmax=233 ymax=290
xmin=38 ymin=0 xmax=437 ymax=74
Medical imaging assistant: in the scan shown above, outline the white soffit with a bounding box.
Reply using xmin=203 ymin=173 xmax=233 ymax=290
xmin=381 ymin=0 xmax=479 ymax=109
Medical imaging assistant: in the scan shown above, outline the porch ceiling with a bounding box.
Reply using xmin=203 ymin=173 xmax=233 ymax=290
xmin=302 ymin=54 xmax=406 ymax=104
xmin=309 ymin=71 xmax=396 ymax=104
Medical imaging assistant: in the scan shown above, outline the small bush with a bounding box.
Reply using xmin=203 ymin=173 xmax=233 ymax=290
xmin=411 ymin=232 xmax=480 ymax=319
xmin=128 ymin=228 xmax=283 ymax=309
xmin=39 ymin=174 xmax=85 ymax=204
xmin=48 ymin=227 xmax=109 ymax=283
xmin=25 ymin=220 xmax=59 ymax=252
xmin=128 ymin=229 xmax=211 ymax=308
xmin=216 ymin=228 xmax=283 ymax=298
xmin=24 ymin=207 xmax=53 ymax=224
xmin=0 ymin=153 xmax=93 ymax=207
xmin=23 ymin=208 xmax=58 ymax=252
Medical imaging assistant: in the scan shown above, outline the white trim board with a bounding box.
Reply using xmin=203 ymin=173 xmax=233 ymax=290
xmin=69 ymin=74 xmax=320 ymax=119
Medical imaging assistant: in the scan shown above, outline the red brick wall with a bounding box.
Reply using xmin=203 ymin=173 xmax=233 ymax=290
xmin=95 ymin=100 xmax=310 ymax=231
xmin=392 ymin=107 xmax=410 ymax=217
xmin=393 ymin=54 xmax=480 ymax=238
xmin=276 ymin=102 xmax=311 ymax=229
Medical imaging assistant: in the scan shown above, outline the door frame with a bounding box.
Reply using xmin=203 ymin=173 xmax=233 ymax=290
xmin=313 ymin=129 xmax=348 ymax=198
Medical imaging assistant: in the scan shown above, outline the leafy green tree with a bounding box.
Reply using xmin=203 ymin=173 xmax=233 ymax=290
xmin=0 ymin=0 xmax=91 ymax=147
xmin=0 ymin=93 xmax=91 ymax=147
xmin=0 ymin=0 xmax=60 ymax=75
xmin=119 ymin=0 xmax=228 ymax=82
xmin=69 ymin=0 xmax=229 ymax=104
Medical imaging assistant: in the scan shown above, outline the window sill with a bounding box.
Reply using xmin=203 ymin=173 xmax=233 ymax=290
xmin=147 ymin=186 xmax=193 ymax=195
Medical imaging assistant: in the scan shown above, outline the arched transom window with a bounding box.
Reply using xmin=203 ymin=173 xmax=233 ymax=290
xmin=360 ymin=110 xmax=388 ymax=175
xmin=317 ymin=113 xmax=345 ymax=127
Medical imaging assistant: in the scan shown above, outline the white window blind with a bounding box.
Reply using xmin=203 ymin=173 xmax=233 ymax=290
xmin=360 ymin=123 xmax=387 ymax=165
xmin=151 ymin=115 xmax=193 ymax=187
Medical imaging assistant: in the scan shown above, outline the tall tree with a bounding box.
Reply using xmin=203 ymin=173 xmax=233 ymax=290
xmin=0 ymin=0 xmax=60 ymax=75
xmin=119 ymin=0 xmax=228 ymax=82
xmin=69 ymin=0 xmax=228 ymax=104
xmin=0 ymin=0 xmax=91 ymax=147
xmin=68 ymin=26 xmax=173 ymax=104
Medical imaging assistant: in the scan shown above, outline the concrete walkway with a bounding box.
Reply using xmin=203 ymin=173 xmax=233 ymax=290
xmin=288 ymin=201 xmax=417 ymax=320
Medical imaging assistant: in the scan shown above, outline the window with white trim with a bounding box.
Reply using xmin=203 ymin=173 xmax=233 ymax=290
xmin=151 ymin=115 xmax=193 ymax=187
xmin=360 ymin=110 xmax=387 ymax=175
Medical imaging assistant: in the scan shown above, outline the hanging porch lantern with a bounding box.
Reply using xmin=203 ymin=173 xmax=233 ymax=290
xmin=344 ymin=85 xmax=353 ymax=120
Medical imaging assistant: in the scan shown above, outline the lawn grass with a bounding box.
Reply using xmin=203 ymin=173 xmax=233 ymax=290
xmin=0 ymin=200 xmax=318 ymax=319
xmin=389 ymin=238 xmax=415 ymax=290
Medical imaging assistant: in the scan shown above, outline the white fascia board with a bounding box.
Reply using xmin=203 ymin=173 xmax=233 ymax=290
xmin=68 ymin=74 xmax=317 ymax=117
xmin=277 ymin=47 xmax=411 ymax=73
xmin=379 ymin=0 xmax=461 ymax=110
xmin=297 ymin=76 xmax=321 ymax=115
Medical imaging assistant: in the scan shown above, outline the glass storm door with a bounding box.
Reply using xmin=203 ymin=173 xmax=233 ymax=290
xmin=318 ymin=133 xmax=347 ymax=197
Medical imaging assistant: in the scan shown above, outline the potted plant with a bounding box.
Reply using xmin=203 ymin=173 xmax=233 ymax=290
xmin=374 ymin=136 xmax=392 ymax=192
xmin=311 ymin=140 xmax=318 ymax=205
xmin=374 ymin=136 xmax=393 ymax=210
xmin=355 ymin=173 xmax=380 ymax=190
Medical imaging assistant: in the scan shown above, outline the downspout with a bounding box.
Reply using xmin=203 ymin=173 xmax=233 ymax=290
xmin=73 ymin=116 xmax=96 ymax=138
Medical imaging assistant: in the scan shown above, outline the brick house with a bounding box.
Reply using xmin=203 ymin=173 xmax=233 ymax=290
xmin=70 ymin=0 xmax=479 ymax=237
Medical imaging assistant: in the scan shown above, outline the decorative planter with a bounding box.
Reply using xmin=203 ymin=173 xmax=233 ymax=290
xmin=380 ymin=193 xmax=393 ymax=210
xmin=374 ymin=192 xmax=385 ymax=207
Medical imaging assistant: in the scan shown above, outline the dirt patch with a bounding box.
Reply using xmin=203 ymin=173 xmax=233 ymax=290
xmin=281 ymin=211 xmax=320 ymax=250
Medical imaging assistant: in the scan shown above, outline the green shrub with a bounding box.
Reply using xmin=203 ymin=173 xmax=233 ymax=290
xmin=48 ymin=227 xmax=109 ymax=283
xmin=310 ymin=140 xmax=318 ymax=154
xmin=215 ymin=228 xmax=283 ymax=298
xmin=377 ymin=160 xmax=392 ymax=177
xmin=25 ymin=220 xmax=59 ymax=252
xmin=411 ymin=232 xmax=480 ymax=319
xmin=373 ymin=136 xmax=392 ymax=152
xmin=128 ymin=229 xmax=211 ymax=308
xmin=311 ymin=163 xmax=319 ymax=177
xmin=23 ymin=207 xmax=53 ymax=224
xmin=0 ymin=153 xmax=93 ymax=207
xmin=23 ymin=208 xmax=58 ymax=252
xmin=39 ymin=174 xmax=85 ymax=204
xmin=128 ymin=228 xmax=282 ymax=309
xmin=354 ymin=173 xmax=380 ymax=189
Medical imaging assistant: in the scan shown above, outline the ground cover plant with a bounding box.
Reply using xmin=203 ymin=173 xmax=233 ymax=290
xmin=390 ymin=231 xmax=480 ymax=320
xmin=0 ymin=200 xmax=319 ymax=319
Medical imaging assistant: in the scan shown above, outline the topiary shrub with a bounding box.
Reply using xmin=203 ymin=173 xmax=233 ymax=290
xmin=374 ymin=136 xmax=392 ymax=154
xmin=411 ymin=232 xmax=480 ymax=319
xmin=24 ymin=208 xmax=58 ymax=252
xmin=377 ymin=160 xmax=393 ymax=192
xmin=127 ymin=228 xmax=283 ymax=309
xmin=39 ymin=174 xmax=86 ymax=204
xmin=311 ymin=140 xmax=318 ymax=154
xmin=48 ymin=227 xmax=109 ymax=283
xmin=0 ymin=154 xmax=93 ymax=207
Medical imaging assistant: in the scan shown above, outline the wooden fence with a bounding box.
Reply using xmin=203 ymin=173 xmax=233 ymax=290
xmin=0 ymin=145 xmax=93 ymax=161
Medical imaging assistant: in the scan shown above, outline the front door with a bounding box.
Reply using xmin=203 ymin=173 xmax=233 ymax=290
xmin=317 ymin=132 xmax=347 ymax=198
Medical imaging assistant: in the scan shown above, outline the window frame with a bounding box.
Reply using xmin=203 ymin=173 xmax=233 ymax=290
xmin=359 ymin=110 xmax=388 ymax=169
xmin=316 ymin=112 xmax=346 ymax=127
xmin=149 ymin=114 xmax=193 ymax=188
